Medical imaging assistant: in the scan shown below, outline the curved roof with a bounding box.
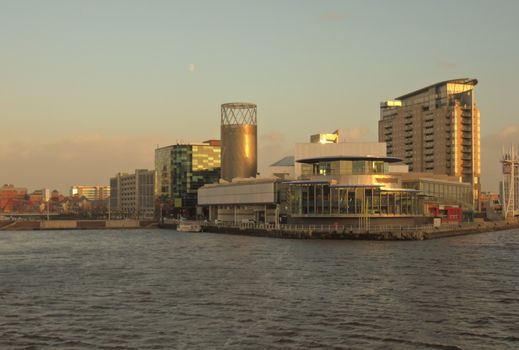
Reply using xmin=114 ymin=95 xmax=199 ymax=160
xmin=396 ymin=78 xmax=478 ymax=100
xmin=296 ymin=155 xmax=403 ymax=164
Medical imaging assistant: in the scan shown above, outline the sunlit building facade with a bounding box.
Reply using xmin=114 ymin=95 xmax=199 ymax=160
xmin=70 ymin=185 xmax=110 ymax=201
xmin=288 ymin=156 xmax=422 ymax=221
xmin=379 ymin=78 xmax=481 ymax=209
xmin=155 ymin=140 xmax=221 ymax=217
xmin=286 ymin=140 xmax=427 ymax=226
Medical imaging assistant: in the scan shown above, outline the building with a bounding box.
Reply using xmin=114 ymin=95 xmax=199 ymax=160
xmin=479 ymin=192 xmax=502 ymax=221
xmin=286 ymin=138 xmax=425 ymax=226
xmin=0 ymin=184 xmax=28 ymax=213
xmin=70 ymin=185 xmax=110 ymax=201
xmin=199 ymin=129 xmax=477 ymax=227
xmin=155 ymin=140 xmax=221 ymax=218
xmin=379 ymin=78 xmax=481 ymax=209
xmin=110 ymin=169 xmax=155 ymax=219
xmin=30 ymin=189 xmax=51 ymax=202
xmin=399 ymin=172 xmax=473 ymax=221
xmin=198 ymin=178 xmax=288 ymax=224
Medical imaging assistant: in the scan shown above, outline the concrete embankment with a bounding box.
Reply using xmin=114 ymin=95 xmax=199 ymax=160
xmin=0 ymin=220 xmax=157 ymax=231
xmin=184 ymin=221 xmax=519 ymax=240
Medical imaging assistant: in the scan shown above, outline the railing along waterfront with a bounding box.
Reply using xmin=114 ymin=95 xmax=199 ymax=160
xmin=205 ymin=221 xmax=487 ymax=235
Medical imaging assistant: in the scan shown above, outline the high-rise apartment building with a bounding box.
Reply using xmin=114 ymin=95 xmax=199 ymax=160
xmin=70 ymin=185 xmax=110 ymax=201
xmin=155 ymin=140 xmax=221 ymax=217
xmin=110 ymin=169 xmax=155 ymax=219
xmin=379 ymin=78 xmax=481 ymax=208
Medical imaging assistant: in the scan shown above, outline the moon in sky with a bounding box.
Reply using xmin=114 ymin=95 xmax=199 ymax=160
xmin=188 ymin=63 xmax=196 ymax=72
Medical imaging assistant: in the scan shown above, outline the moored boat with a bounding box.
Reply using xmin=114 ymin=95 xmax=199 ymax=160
xmin=177 ymin=221 xmax=202 ymax=233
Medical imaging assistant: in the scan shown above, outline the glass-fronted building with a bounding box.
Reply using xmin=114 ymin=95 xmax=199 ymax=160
xmin=288 ymin=156 xmax=422 ymax=221
xmin=155 ymin=140 xmax=221 ymax=218
xmin=401 ymin=176 xmax=473 ymax=212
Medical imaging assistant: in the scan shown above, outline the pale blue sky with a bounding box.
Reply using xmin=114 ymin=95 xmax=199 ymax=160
xmin=1 ymin=0 xmax=518 ymax=192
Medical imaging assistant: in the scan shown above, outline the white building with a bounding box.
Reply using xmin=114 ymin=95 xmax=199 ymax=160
xmin=110 ymin=169 xmax=155 ymax=219
xmin=198 ymin=178 xmax=286 ymax=224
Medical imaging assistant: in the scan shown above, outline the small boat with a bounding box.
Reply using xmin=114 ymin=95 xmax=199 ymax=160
xmin=177 ymin=221 xmax=202 ymax=233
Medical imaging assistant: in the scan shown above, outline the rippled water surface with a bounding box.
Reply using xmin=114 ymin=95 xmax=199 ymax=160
xmin=1 ymin=229 xmax=519 ymax=349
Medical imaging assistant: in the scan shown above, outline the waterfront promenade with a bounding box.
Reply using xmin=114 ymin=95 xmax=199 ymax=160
xmin=3 ymin=218 xmax=519 ymax=241
xmin=161 ymin=220 xmax=519 ymax=240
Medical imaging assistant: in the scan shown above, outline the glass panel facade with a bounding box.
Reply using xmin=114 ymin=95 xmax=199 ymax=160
xmin=155 ymin=143 xmax=221 ymax=215
xmin=288 ymin=184 xmax=420 ymax=217
xmin=402 ymin=179 xmax=472 ymax=210
xmin=172 ymin=145 xmax=221 ymax=209
xmin=300 ymin=160 xmax=392 ymax=177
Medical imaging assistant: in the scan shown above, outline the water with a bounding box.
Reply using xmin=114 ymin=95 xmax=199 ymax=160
xmin=1 ymin=229 xmax=518 ymax=350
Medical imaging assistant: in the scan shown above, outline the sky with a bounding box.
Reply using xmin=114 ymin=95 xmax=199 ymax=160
xmin=1 ymin=0 xmax=518 ymax=193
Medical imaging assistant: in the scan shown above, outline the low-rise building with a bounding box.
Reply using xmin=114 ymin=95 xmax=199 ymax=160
xmin=198 ymin=178 xmax=288 ymax=224
xmin=0 ymin=184 xmax=28 ymax=213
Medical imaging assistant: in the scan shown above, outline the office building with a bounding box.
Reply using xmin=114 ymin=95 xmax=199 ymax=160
xmin=155 ymin=140 xmax=221 ymax=217
xmin=70 ymin=185 xmax=110 ymax=201
xmin=110 ymin=169 xmax=155 ymax=219
xmin=379 ymin=78 xmax=481 ymax=209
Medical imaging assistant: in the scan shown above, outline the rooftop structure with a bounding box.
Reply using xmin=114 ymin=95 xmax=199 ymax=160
xmin=220 ymin=103 xmax=257 ymax=181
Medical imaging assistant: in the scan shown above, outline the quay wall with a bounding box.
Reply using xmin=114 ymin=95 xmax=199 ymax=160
xmin=0 ymin=220 xmax=152 ymax=231
xmin=195 ymin=221 xmax=519 ymax=240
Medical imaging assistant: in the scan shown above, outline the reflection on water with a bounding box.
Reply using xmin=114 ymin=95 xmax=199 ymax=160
xmin=1 ymin=229 xmax=518 ymax=349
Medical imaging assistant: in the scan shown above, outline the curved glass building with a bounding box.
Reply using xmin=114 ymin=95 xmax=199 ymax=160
xmin=288 ymin=155 xmax=422 ymax=219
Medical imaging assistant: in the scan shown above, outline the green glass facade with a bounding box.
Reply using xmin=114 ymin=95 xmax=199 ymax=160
xmin=155 ymin=142 xmax=221 ymax=217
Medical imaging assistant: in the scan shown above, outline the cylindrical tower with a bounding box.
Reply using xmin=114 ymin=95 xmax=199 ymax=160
xmin=221 ymin=102 xmax=257 ymax=181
